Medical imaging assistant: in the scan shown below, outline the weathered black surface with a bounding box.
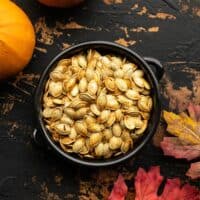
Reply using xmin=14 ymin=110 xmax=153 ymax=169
xmin=0 ymin=0 xmax=200 ymax=199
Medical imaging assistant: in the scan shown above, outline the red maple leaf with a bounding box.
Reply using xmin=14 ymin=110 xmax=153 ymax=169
xmin=159 ymin=178 xmax=200 ymax=200
xmin=134 ymin=166 xmax=200 ymax=200
xmin=179 ymin=183 xmax=200 ymax=200
xmin=159 ymin=179 xmax=182 ymax=200
xmin=108 ymin=174 xmax=128 ymax=200
xmin=108 ymin=166 xmax=200 ymax=199
xmin=134 ymin=166 xmax=163 ymax=200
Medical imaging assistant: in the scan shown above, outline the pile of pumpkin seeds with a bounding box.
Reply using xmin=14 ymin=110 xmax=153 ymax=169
xmin=42 ymin=49 xmax=152 ymax=159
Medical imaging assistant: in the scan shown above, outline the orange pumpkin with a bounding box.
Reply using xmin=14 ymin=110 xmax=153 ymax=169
xmin=0 ymin=0 xmax=35 ymax=80
xmin=38 ymin=0 xmax=84 ymax=8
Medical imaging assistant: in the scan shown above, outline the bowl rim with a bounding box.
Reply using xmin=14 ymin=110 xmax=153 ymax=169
xmin=34 ymin=41 xmax=162 ymax=167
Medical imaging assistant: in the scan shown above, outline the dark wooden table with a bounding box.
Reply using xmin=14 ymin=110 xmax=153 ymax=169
xmin=0 ymin=0 xmax=200 ymax=199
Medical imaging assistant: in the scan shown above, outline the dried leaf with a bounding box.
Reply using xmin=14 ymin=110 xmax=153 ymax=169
xmin=178 ymin=183 xmax=200 ymax=200
xmin=135 ymin=166 xmax=163 ymax=200
xmin=186 ymin=162 xmax=200 ymax=180
xmin=159 ymin=179 xmax=181 ymax=200
xmin=108 ymin=166 xmax=200 ymax=199
xmin=163 ymin=111 xmax=200 ymax=145
xmin=161 ymin=105 xmax=200 ymax=180
xmin=160 ymin=178 xmax=200 ymax=200
xmin=187 ymin=103 xmax=200 ymax=121
xmin=108 ymin=174 xmax=128 ymax=200
xmin=134 ymin=166 xmax=200 ymax=200
xmin=160 ymin=137 xmax=200 ymax=161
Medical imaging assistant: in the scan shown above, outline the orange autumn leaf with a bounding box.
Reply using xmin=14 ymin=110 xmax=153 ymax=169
xmin=163 ymin=111 xmax=200 ymax=145
xmin=186 ymin=162 xmax=200 ymax=179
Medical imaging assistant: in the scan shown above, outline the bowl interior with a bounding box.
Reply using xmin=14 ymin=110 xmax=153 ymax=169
xmin=35 ymin=41 xmax=161 ymax=166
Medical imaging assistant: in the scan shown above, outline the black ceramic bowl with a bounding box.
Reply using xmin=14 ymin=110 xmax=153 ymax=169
xmin=34 ymin=41 xmax=164 ymax=167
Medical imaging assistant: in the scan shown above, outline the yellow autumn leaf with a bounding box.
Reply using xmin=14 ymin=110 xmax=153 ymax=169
xmin=163 ymin=111 xmax=200 ymax=145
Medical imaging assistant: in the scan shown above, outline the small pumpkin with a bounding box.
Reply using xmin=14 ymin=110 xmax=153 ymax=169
xmin=38 ymin=0 xmax=84 ymax=8
xmin=0 ymin=0 xmax=35 ymax=80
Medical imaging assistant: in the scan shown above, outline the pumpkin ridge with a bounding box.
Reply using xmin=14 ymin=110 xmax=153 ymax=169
xmin=0 ymin=28 xmax=35 ymax=63
xmin=0 ymin=40 xmax=27 ymax=79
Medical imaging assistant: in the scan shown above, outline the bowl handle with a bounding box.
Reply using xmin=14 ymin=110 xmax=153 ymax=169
xmin=144 ymin=57 xmax=164 ymax=81
xmin=32 ymin=128 xmax=45 ymax=147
